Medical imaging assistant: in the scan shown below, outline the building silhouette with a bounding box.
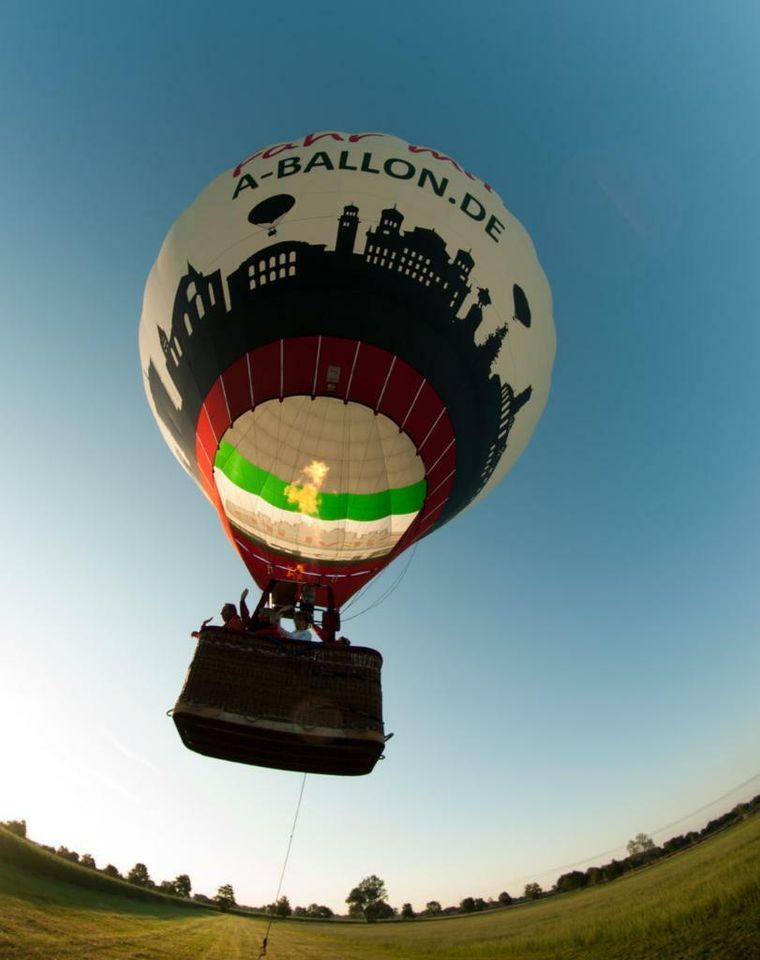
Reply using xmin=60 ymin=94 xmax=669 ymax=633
xmin=336 ymin=203 xmax=359 ymax=256
xmin=363 ymin=205 xmax=473 ymax=312
xmin=147 ymin=202 xmax=532 ymax=526
xmin=160 ymin=265 xmax=226 ymax=378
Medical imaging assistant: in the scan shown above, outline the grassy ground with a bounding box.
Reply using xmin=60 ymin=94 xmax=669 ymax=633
xmin=1 ymin=815 xmax=759 ymax=959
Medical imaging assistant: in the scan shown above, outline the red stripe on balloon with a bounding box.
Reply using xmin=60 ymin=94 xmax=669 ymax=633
xmin=282 ymin=337 xmax=319 ymax=397
xmin=192 ymin=336 xmax=457 ymax=606
xmin=223 ymin=354 xmax=253 ymax=423
xmin=248 ymin=341 xmax=281 ymax=404
xmin=205 ymin=381 xmax=230 ymax=442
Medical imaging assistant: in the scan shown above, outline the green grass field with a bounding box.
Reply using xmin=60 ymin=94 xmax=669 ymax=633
xmin=1 ymin=815 xmax=759 ymax=960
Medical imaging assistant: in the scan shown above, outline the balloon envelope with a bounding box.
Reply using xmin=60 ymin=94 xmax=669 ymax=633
xmin=139 ymin=132 xmax=555 ymax=605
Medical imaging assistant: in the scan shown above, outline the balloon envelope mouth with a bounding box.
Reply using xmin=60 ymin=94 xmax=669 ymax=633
xmin=214 ymin=397 xmax=426 ymax=562
xmin=191 ymin=334 xmax=458 ymax=604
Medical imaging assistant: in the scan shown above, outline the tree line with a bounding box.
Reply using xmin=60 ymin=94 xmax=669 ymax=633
xmin=418 ymin=794 xmax=760 ymax=914
xmin=344 ymin=793 xmax=760 ymax=919
xmin=3 ymin=790 xmax=759 ymax=920
xmin=547 ymin=795 xmax=760 ymax=896
xmin=0 ymin=820 xmax=333 ymax=917
xmin=0 ymin=820 xmax=235 ymax=910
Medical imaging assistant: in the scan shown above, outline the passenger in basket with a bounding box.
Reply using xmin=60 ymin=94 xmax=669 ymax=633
xmin=191 ymin=617 xmax=212 ymax=639
xmin=221 ymin=602 xmax=247 ymax=632
xmin=299 ymin=583 xmax=316 ymax=618
xmin=282 ymin=610 xmax=314 ymax=642
xmin=239 ymin=587 xmax=252 ymax=627
xmin=253 ymin=606 xmax=286 ymax=639
xmin=280 ymin=610 xmax=314 ymax=640
xmin=240 ymin=588 xmax=286 ymax=634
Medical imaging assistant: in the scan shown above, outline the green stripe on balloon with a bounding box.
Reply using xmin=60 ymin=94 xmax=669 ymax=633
xmin=214 ymin=441 xmax=426 ymax=521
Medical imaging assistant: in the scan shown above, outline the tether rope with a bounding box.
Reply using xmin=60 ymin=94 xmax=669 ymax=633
xmin=256 ymin=772 xmax=308 ymax=959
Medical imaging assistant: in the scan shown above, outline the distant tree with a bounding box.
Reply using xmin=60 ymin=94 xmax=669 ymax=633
xmin=662 ymin=834 xmax=694 ymax=853
xmin=459 ymin=897 xmax=475 ymax=913
xmin=370 ymin=902 xmax=395 ymax=920
xmin=2 ymin=820 xmax=27 ymax=838
xmin=215 ymin=884 xmax=236 ymax=911
xmin=127 ymin=862 xmax=152 ymax=887
xmin=524 ymin=883 xmax=543 ymax=900
xmin=275 ymin=896 xmax=292 ymax=917
xmin=193 ymin=893 xmax=215 ymax=905
xmin=585 ymin=866 xmax=605 ymax=886
xmin=401 ymin=902 xmax=415 ymax=920
xmin=602 ymin=860 xmax=626 ymax=882
xmin=346 ymin=875 xmax=389 ymax=922
xmin=497 ymin=891 xmax=513 ymax=906
xmin=57 ymin=846 xmax=80 ymax=863
xmin=293 ymin=906 xmax=307 ymax=917
xmin=159 ymin=880 xmax=176 ymax=893
xmin=103 ymin=864 xmax=122 ymax=879
xmin=473 ymin=897 xmax=487 ymax=912
xmin=662 ymin=835 xmax=690 ymax=855
xmin=425 ymin=900 xmax=442 ymax=915
xmin=702 ymin=810 xmax=742 ymax=837
xmin=306 ymin=903 xmax=333 ymax=918
xmin=80 ymin=854 xmax=96 ymax=870
xmin=174 ymin=874 xmax=192 ymax=898
xmin=626 ymin=833 xmax=655 ymax=856
xmin=554 ymin=871 xmax=588 ymax=893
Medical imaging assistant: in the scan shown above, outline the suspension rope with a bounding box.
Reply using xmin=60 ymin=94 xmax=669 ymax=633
xmin=256 ymin=772 xmax=308 ymax=959
xmin=341 ymin=567 xmax=388 ymax=610
xmin=342 ymin=544 xmax=418 ymax=622
xmin=342 ymin=570 xmax=380 ymax=613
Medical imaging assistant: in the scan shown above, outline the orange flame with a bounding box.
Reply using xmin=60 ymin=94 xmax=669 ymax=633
xmin=286 ymin=563 xmax=307 ymax=581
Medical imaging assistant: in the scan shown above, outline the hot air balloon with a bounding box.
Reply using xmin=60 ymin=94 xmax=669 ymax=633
xmin=139 ymin=131 xmax=555 ymax=775
xmin=248 ymin=192 xmax=296 ymax=235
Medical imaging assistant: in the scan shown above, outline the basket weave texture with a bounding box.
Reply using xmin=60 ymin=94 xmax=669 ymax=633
xmin=178 ymin=629 xmax=384 ymax=734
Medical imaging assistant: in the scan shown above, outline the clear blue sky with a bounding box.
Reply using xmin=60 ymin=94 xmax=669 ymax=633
xmin=2 ymin=0 xmax=760 ymax=911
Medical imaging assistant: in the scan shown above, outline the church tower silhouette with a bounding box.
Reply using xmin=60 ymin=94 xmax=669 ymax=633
xmin=336 ymin=203 xmax=359 ymax=256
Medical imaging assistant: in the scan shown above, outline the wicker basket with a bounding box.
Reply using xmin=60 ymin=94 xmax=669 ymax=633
xmin=172 ymin=628 xmax=385 ymax=776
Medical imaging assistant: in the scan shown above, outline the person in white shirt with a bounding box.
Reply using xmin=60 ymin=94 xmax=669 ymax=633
xmin=283 ymin=610 xmax=314 ymax=641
